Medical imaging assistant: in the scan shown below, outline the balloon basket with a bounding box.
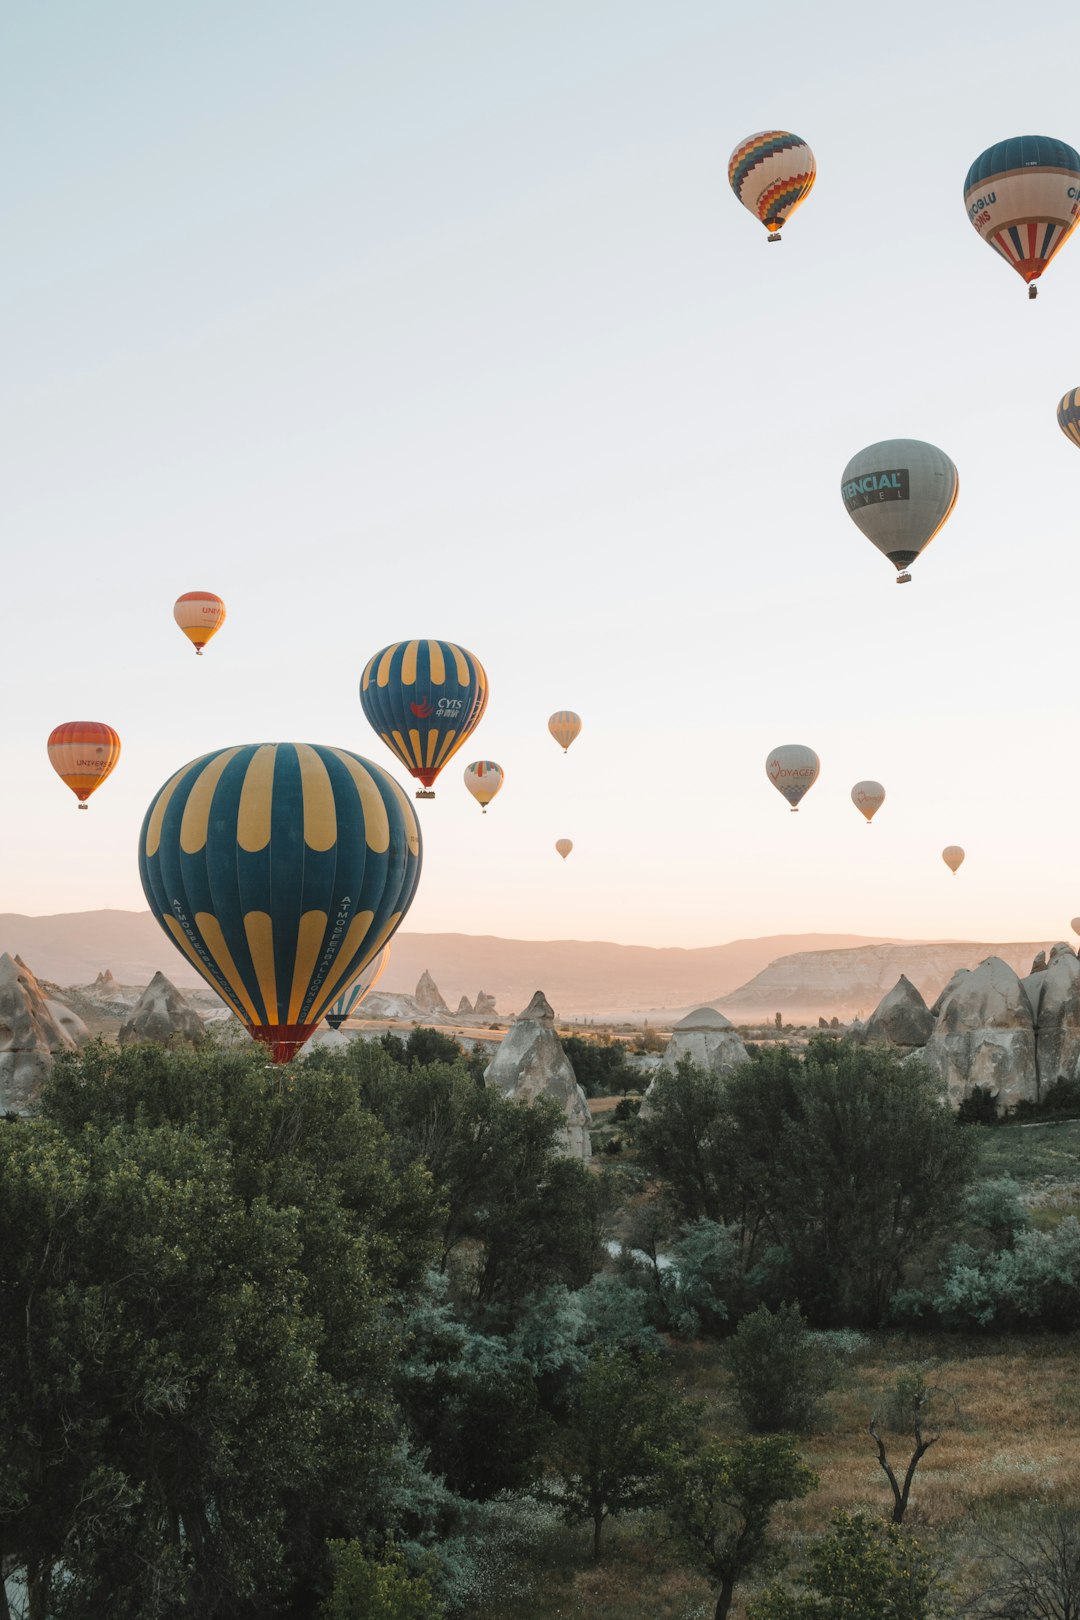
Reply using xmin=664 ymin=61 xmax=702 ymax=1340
xmin=78 ymin=803 xmax=88 ymax=811
xmin=767 ymin=231 xmax=782 ymax=243
xmin=896 ymin=571 xmax=911 ymax=584
xmin=415 ymin=789 xmax=435 ymax=799
xmin=1029 ymin=285 xmax=1038 ymax=300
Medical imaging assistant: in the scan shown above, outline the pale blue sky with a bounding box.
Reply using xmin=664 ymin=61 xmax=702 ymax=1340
xmin=4 ymin=0 xmax=1080 ymax=948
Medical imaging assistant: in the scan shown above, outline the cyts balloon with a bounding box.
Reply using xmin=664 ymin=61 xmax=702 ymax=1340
xmin=47 ymin=722 xmax=121 ymax=809
xmin=139 ymin=743 xmax=422 ymax=1061
xmin=360 ymin=640 xmax=488 ymax=798
xmin=841 ymin=440 xmax=958 ymax=584
xmin=851 ymin=781 xmax=885 ymax=824
xmin=463 ymin=760 xmax=504 ymax=813
xmin=766 ymin=744 xmax=820 ymax=812
xmin=728 ymin=130 xmax=816 ymax=241
xmin=964 ymin=135 xmax=1080 ymax=298
xmin=174 ymin=592 xmax=226 ymax=655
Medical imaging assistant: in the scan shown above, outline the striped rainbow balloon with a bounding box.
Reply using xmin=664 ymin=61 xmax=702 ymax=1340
xmin=728 ymin=130 xmax=816 ymax=240
xmin=463 ymin=760 xmax=504 ymax=812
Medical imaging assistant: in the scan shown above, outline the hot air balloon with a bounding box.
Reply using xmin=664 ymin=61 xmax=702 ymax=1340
xmin=325 ymin=945 xmax=390 ymax=1030
xmin=47 ymin=722 xmax=121 ymax=809
xmin=174 ymin=591 xmax=226 ymax=655
xmin=766 ymin=745 xmax=819 ymax=812
xmin=942 ymin=845 xmax=965 ymax=876
xmin=964 ymin=136 xmax=1080 ymax=298
xmin=139 ymin=743 xmax=422 ymax=1061
xmin=1071 ymin=918 xmax=1080 ymax=938
xmin=841 ymin=440 xmax=958 ymax=584
xmin=728 ymin=130 xmax=816 ymax=242
xmin=851 ymin=781 xmax=885 ymax=825
xmin=360 ymin=640 xmax=488 ymax=799
xmin=1057 ymin=389 xmax=1080 ymax=447
xmin=555 ymin=839 xmax=573 ymax=860
xmin=548 ymin=711 xmax=582 ymax=753
xmin=463 ymin=760 xmax=504 ymax=813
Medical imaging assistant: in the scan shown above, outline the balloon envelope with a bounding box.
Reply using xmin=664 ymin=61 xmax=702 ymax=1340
xmin=766 ymin=744 xmax=820 ymax=811
xmin=555 ymin=839 xmax=573 ymax=860
xmin=360 ymin=639 xmax=488 ymax=794
xmin=728 ymin=130 xmax=816 ymax=238
xmin=47 ymin=722 xmax=121 ymax=808
xmin=841 ymin=440 xmax=958 ymax=581
xmin=851 ymin=781 xmax=885 ymax=824
xmin=1057 ymin=389 xmax=1080 ymax=448
xmin=964 ymin=136 xmax=1080 ymax=290
xmin=548 ymin=711 xmax=582 ymax=752
xmin=1072 ymin=918 xmax=1080 ymax=938
xmin=326 ymin=944 xmax=390 ymax=1029
xmin=139 ymin=743 xmax=422 ymax=1061
xmin=463 ymin=760 xmax=504 ymax=811
xmin=942 ymin=845 xmax=965 ymax=875
xmin=174 ymin=591 xmax=226 ymax=654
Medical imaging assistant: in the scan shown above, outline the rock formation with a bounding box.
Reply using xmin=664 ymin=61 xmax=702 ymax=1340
xmin=920 ymin=957 xmax=1038 ymax=1112
xmin=862 ymin=975 xmax=934 ymax=1051
xmin=0 ymin=953 xmax=79 ymax=1114
xmin=44 ymin=998 xmax=90 ymax=1047
xmin=415 ymin=970 xmax=449 ymax=1015
xmin=1030 ymin=946 xmax=1080 ymax=1095
xmin=456 ymin=995 xmax=474 ymax=1016
xmin=474 ymin=991 xmax=497 ymax=1019
xmin=92 ymin=969 xmax=121 ymax=996
xmin=929 ymin=968 xmax=970 ymax=1019
xmin=659 ymin=1007 xmax=750 ymax=1077
xmin=117 ymin=972 xmax=206 ymax=1047
xmin=483 ymin=991 xmax=591 ymax=1160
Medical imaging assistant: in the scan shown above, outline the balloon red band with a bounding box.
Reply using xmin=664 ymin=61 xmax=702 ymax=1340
xmin=413 ymin=767 xmax=439 ymax=787
xmin=249 ymin=1023 xmax=319 ymax=1063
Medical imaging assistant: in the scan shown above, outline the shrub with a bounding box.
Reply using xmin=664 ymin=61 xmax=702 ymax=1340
xmin=957 ymin=1085 xmax=1002 ymax=1124
xmin=726 ymin=1304 xmax=838 ymax=1433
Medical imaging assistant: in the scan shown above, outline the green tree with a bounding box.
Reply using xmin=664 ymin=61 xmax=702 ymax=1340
xmin=544 ymin=1351 xmax=691 ymax=1559
xmin=561 ymin=1036 xmax=633 ymax=1097
xmin=726 ymin=1304 xmax=838 ymax=1433
xmin=632 ymin=1057 xmax=744 ymax=1227
xmin=321 ymin=1541 xmax=443 ymax=1619
xmin=659 ymin=1435 xmax=817 ymax=1620
xmin=747 ymin=1509 xmax=949 ymax=1619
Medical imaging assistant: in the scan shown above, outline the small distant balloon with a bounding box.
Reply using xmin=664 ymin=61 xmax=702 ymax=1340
xmin=964 ymin=136 xmax=1080 ymax=298
xmin=851 ymin=781 xmax=885 ymax=824
xmin=1071 ymin=918 xmax=1080 ymax=939
xmin=1057 ymin=389 xmax=1080 ymax=448
xmin=555 ymin=839 xmax=573 ymax=860
xmin=766 ymin=744 xmax=820 ymax=812
xmin=47 ymin=722 xmax=121 ymax=809
xmin=463 ymin=760 xmax=504 ymax=813
xmin=325 ymin=945 xmax=390 ymax=1030
xmin=174 ymin=591 xmax=226 ymax=655
xmin=841 ymin=440 xmax=958 ymax=584
xmin=548 ymin=711 xmax=582 ymax=753
xmin=942 ymin=845 xmax=965 ymax=876
xmin=728 ymin=130 xmax=816 ymax=242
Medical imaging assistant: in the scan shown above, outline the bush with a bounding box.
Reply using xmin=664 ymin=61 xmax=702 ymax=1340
xmin=748 ymin=1509 xmax=950 ymax=1619
xmin=726 ymin=1304 xmax=838 ymax=1433
xmin=613 ymin=1096 xmax=641 ymax=1121
xmin=957 ymin=1085 xmax=1001 ymax=1125
xmin=321 ymin=1541 xmax=443 ymax=1619
xmin=562 ymin=1036 xmax=634 ymax=1097
xmin=933 ymin=1217 xmax=1080 ymax=1330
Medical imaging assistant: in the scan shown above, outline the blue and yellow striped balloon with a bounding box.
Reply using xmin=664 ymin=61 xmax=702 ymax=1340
xmin=360 ymin=639 xmax=488 ymax=797
xmin=326 ymin=944 xmax=390 ymax=1030
xmin=138 ymin=743 xmax=422 ymax=1061
xmin=1058 ymin=388 xmax=1080 ymax=448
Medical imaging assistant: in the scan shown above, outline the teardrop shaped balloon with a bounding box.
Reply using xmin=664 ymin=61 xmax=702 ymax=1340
xmin=548 ymin=711 xmax=582 ymax=753
xmin=1057 ymin=389 xmax=1080 ymax=448
xmin=555 ymin=839 xmax=573 ymax=860
xmin=728 ymin=130 xmax=816 ymax=241
xmin=360 ymin=640 xmax=488 ymax=799
xmin=463 ymin=760 xmax=504 ymax=813
xmin=942 ymin=845 xmax=965 ymax=876
xmin=851 ymin=781 xmax=885 ymax=824
xmin=174 ymin=591 xmax=226 ymax=655
xmin=841 ymin=440 xmax=958 ymax=584
xmin=766 ymin=744 xmax=820 ymax=812
xmin=1071 ymin=918 xmax=1080 ymax=938
xmin=325 ymin=944 xmax=390 ymax=1030
xmin=964 ymin=136 xmax=1080 ymax=298
xmin=139 ymin=743 xmax=422 ymax=1061
xmin=47 ymin=722 xmax=121 ymax=809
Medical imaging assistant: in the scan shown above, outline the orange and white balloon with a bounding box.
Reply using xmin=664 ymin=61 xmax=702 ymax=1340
xmin=47 ymin=722 xmax=121 ymax=809
xmin=942 ymin=845 xmax=965 ymax=876
xmin=174 ymin=591 xmax=226 ymax=655
xmin=463 ymin=760 xmax=504 ymax=813
xmin=555 ymin=839 xmax=573 ymax=860
xmin=851 ymin=781 xmax=886 ymax=825
xmin=548 ymin=711 xmax=582 ymax=753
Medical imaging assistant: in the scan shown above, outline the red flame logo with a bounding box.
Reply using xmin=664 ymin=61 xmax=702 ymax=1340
xmin=410 ymin=697 xmax=433 ymax=718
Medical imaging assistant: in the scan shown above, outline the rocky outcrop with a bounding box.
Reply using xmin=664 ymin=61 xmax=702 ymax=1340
xmin=474 ymin=991 xmax=497 ymax=1019
xmin=1032 ymin=947 xmax=1080 ymax=1095
xmin=484 ymin=991 xmax=591 ymax=1160
xmin=929 ymin=968 xmax=969 ymax=1019
xmin=415 ymin=970 xmax=449 ymax=1014
xmin=118 ymin=972 xmax=206 ymax=1047
xmin=92 ymin=969 xmax=121 ymax=997
xmin=0 ymin=953 xmax=79 ymax=1114
xmin=862 ymin=976 xmax=934 ymax=1051
xmin=921 ymin=958 xmax=1037 ymax=1112
xmin=45 ymin=998 xmax=90 ymax=1047
xmin=456 ymin=995 xmax=474 ymax=1016
xmin=660 ymin=1007 xmax=750 ymax=1077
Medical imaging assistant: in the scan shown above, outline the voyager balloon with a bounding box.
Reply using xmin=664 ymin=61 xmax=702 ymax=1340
xmin=942 ymin=845 xmax=965 ymax=875
xmin=325 ymin=945 xmax=390 ymax=1030
xmin=766 ymin=744 xmax=820 ymax=812
xmin=548 ymin=711 xmax=582 ymax=752
xmin=728 ymin=130 xmax=816 ymax=241
xmin=174 ymin=591 xmax=226 ymax=655
xmin=851 ymin=781 xmax=886 ymax=824
xmin=841 ymin=439 xmax=958 ymax=584
xmin=555 ymin=839 xmax=573 ymax=860
xmin=463 ymin=760 xmax=504 ymax=813
xmin=360 ymin=640 xmax=488 ymax=798
xmin=139 ymin=743 xmax=422 ymax=1061
xmin=1057 ymin=389 xmax=1080 ymax=448
xmin=964 ymin=136 xmax=1080 ymax=298
xmin=47 ymin=722 xmax=121 ymax=809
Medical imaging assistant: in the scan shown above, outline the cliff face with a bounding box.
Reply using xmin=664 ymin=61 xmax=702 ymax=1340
xmin=720 ymin=942 xmax=1058 ymax=1021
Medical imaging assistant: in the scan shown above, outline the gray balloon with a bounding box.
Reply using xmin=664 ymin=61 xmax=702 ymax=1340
xmin=841 ymin=439 xmax=958 ymax=583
